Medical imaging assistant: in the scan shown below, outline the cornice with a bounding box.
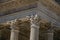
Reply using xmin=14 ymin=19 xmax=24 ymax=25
xmin=40 ymin=0 xmax=60 ymax=16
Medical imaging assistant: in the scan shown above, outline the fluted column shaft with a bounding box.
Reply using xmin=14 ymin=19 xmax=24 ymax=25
xmin=30 ymin=24 xmax=39 ymax=40
xmin=10 ymin=29 xmax=19 ymax=40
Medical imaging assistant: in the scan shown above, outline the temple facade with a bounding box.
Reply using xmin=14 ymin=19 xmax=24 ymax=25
xmin=0 ymin=0 xmax=60 ymax=40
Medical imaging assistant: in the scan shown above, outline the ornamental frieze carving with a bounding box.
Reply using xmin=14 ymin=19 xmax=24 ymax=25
xmin=0 ymin=0 xmax=37 ymax=12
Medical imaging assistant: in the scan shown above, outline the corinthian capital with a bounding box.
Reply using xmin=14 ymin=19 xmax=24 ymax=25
xmin=30 ymin=14 xmax=40 ymax=26
xmin=8 ymin=19 xmax=20 ymax=30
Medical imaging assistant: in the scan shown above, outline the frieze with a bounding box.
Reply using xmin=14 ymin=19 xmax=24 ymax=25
xmin=0 ymin=0 xmax=37 ymax=12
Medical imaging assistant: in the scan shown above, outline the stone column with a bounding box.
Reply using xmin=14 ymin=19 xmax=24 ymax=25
xmin=47 ymin=23 xmax=54 ymax=40
xmin=30 ymin=24 xmax=39 ymax=40
xmin=47 ymin=32 xmax=53 ymax=40
xmin=10 ymin=20 xmax=19 ymax=40
xmin=30 ymin=14 xmax=40 ymax=40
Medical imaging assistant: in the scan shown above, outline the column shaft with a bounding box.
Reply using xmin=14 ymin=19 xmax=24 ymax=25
xmin=10 ymin=29 xmax=19 ymax=40
xmin=47 ymin=32 xmax=53 ymax=40
xmin=30 ymin=25 xmax=39 ymax=40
